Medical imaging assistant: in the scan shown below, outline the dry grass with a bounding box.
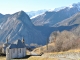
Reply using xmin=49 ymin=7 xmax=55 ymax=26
xmin=42 ymin=49 xmax=80 ymax=60
xmin=67 ymin=49 xmax=80 ymax=52
xmin=45 ymin=49 xmax=80 ymax=54
xmin=27 ymin=56 xmax=58 ymax=60
xmin=2 ymin=49 xmax=80 ymax=60
xmin=33 ymin=43 xmax=55 ymax=54
xmin=0 ymin=56 xmax=58 ymax=60
xmin=0 ymin=56 xmax=6 ymax=60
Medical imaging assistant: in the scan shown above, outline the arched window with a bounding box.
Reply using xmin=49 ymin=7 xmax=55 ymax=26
xmin=13 ymin=49 xmax=15 ymax=53
xmin=20 ymin=49 xmax=21 ymax=53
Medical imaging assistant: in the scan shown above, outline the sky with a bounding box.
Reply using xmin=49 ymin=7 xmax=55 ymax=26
xmin=0 ymin=0 xmax=80 ymax=14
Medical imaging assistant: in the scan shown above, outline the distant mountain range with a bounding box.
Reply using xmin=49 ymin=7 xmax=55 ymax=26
xmin=54 ymin=12 xmax=80 ymax=27
xmin=31 ymin=2 xmax=80 ymax=27
xmin=0 ymin=2 xmax=80 ymax=45
xmin=53 ymin=12 xmax=80 ymax=37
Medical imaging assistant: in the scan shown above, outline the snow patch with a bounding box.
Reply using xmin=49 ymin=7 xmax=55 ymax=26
xmin=69 ymin=4 xmax=73 ymax=8
xmin=53 ymin=6 xmax=66 ymax=12
xmin=48 ymin=9 xmax=54 ymax=12
xmin=31 ymin=13 xmax=45 ymax=19
xmin=19 ymin=24 xmax=23 ymax=32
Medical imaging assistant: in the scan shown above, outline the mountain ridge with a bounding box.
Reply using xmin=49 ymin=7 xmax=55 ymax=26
xmin=0 ymin=11 xmax=47 ymax=45
xmin=31 ymin=2 xmax=80 ymax=27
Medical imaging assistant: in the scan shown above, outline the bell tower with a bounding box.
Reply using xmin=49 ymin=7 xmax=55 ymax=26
xmin=6 ymin=37 xmax=8 ymax=43
xmin=22 ymin=37 xmax=25 ymax=43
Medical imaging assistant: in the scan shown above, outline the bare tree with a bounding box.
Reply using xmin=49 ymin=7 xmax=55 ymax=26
xmin=49 ymin=31 xmax=60 ymax=43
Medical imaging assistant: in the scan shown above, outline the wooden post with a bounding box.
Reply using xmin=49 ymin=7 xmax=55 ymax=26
xmin=46 ymin=38 xmax=49 ymax=53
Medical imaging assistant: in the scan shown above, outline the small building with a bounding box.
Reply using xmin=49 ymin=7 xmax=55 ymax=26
xmin=6 ymin=38 xmax=26 ymax=60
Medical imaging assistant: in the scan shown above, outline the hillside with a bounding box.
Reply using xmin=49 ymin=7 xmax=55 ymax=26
xmin=33 ymin=43 xmax=55 ymax=54
xmin=53 ymin=12 xmax=80 ymax=36
xmin=54 ymin=12 xmax=80 ymax=26
xmin=33 ymin=30 xmax=80 ymax=53
xmin=42 ymin=49 xmax=80 ymax=60
xmin=0 ymin=11 xmax=47 ymax=45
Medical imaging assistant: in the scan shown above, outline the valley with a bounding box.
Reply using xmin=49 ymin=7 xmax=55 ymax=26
xmin=1 ymin=1 xmax=80 ymax=60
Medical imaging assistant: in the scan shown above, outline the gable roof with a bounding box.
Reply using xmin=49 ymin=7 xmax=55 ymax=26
xmin=7 ymin=40 xmax=26 ymax=49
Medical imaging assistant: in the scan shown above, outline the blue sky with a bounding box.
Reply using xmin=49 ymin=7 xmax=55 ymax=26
xmin=0 ymin=0 xmax=80 ymax=14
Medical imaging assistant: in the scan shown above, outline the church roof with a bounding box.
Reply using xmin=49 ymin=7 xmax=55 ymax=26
xmin=7 ymin=40 xmax=26 ymax=49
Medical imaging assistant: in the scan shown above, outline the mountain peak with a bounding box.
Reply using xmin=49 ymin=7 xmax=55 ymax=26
xmin=16 ymin=11 xmax=34 ymax=26
xmin=18 ymin=10 xmax=26 ymax=15
xmin=72 ymin=2 xmax=80 ymax=8
xmin=8 ymin=11 xmax=33 ymax=27
xmin=12 ymin=10 xmax=30 ymax=19
xmin=72 ymin=2 xmax=80 ymax=6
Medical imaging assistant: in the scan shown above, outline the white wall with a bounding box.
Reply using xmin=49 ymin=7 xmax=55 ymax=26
xmin=11 ymin=48 xmax=18 ymax=58
xmin=24 ymin=48 xmax=26 ymax=56
xmin=18 ymin=48 xmax=23 ymax=58
xmin=6 ymin=48 xmax=26 ymax=59
xmin=17 ymin=48 xmax=26 ymax=58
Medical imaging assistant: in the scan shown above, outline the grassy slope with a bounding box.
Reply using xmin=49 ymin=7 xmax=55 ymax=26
xmin=42 ymin=49 xmax=80 ymax=60
xmin=33 ymin=43 xmax=55 ymax=54
xmin=28 ymin=49 xmax=80 ymax=60
xmin=0 ymin=56 xmax=58 ymax=60
xmin=27 ymin=56 xmax=58 ymax=60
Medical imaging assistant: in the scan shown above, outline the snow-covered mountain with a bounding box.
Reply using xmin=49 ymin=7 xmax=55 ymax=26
xmin=31 ymin=2 xmax=80 ymax=27
xmin=27 ymin=9 xmax=47 ymax=18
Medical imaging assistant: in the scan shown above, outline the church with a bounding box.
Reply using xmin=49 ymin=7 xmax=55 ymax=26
xmin=2 ymin=38 xmax=26 ymax=60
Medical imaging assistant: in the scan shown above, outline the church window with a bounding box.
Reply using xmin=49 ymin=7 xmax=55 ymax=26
xmin=20 ymin=49 xmax=21 ymax=53
xmin=13 ymin=49 xmax=15 ymax=53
